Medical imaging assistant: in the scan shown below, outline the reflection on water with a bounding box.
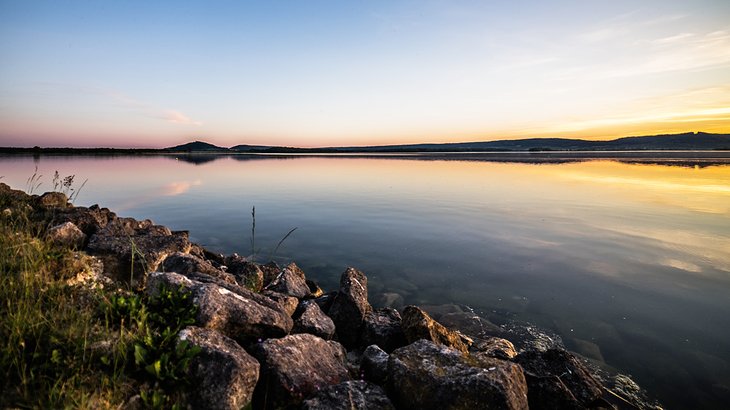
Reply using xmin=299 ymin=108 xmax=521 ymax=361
xmin=1 ymin=153 xmax=729 ymax=408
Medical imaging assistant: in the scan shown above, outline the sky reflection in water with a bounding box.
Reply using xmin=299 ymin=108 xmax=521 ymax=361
xmin=1 ymin=154 xmax=729 ymax=407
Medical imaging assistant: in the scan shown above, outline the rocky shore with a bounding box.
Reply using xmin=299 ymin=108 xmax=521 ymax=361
xmin=1 ymin=182 xmax=653 ymax=409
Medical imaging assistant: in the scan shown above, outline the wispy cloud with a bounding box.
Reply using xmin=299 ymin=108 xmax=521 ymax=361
xmin=162 ymin=110 xmax=203 ymax=126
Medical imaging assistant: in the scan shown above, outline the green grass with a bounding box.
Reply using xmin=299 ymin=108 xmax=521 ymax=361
xmin=0 ymin=192 xmax=199 ymax=409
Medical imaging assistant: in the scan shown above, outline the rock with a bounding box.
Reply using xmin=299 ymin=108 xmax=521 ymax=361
xmin=179 ymin=327 xmax=259 ymax=409
xmin=569 ymin=338 xmax=605 ymax=363
xmin=514 ymin=349 xmax=604 ymax=409
xmin=161 ymin=252 xmax=236 ymax=284
xmin=223 ymin=254 xmax=264 ymax=291
xmin=362 ymin=308 xmax=407 ymax=353
xmin=306 ymin=279 xmax=324 ymax=298
xmin=262 ymin=290 xmax=299 ymax=317
xmin=438 ymin=311 xmax=502 ymax=338
xmin=87 ymin=218 xmax=191 ymax=287
xmin=328 ymin=267 xmax=372 ymax=348
xmin=266 ymin=262 xmax=311 ymax=298
xmin=47 ymin=221 xmax=86 ymax=248
xmin=313 ymin=291 xmax=338 ymax=314
xmin=293 ymin=300 xmax=336 ymax=340
xmin=387 ymin=340 xmax=528 ymax=410
xmin=372 ymin=292 xmax=405 ymax=309
xmin=301 ymin=380 xmax=395 ymax=410
xmin=472 ymin=337 xmax=518 ymax=360
xmin=146 ymin=272 xmax=293 ymax=343
xmin=252 ymin=334 xmax=350 ymax=409
xmin=51 ymin=204 xmax=117 ymax=237
xmin=361 ymin=344 xmax=389 ymax=385
xmin=401 ymin=305 xmax=472 ymax=354
xmin=37 ymin=191 xmax=68 ymax=208
xmin=260 ymin=261 xmax=281 ymax=286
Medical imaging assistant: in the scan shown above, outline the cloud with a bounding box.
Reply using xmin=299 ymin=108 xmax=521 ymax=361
xmin=162 ymin=110 xmax=203 ymax=126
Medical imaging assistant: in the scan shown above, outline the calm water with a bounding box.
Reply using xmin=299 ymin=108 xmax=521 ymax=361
xmin=2 ymin=153 xmax=729 ymax=408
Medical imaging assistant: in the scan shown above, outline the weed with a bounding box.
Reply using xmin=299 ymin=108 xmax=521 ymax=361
xmin=25 ymin=165 xmax=42 ymax=194
xmin=249 ymin=205 xmax=298 ymax=263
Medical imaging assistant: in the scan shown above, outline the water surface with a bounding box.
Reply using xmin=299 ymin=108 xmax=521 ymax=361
xmin=2 ymin=153 xmax=729 ymax=408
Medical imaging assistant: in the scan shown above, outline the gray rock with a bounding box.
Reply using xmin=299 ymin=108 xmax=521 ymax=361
xmin=87 ymin=218 xmax=191 ymax=287
xmin=472 ymin=337 xmax=518 ymax=360
xmin=252 ymin=334 xmax=350 ymax=409
xmin=293 ymin=300 xmax=336 ymax=340
xmin=51 ymin=204 xmax=117 ymax=236
xmin=301 ymin=380 xmax=395 ymax=410
xmin=179 ymin=327 xmax=259 ymax=409
xmin=362 ymin=308 xmax=407 ymax=353
xmin=328 ymin=267 xmax=372 ymax=348
xmin=514 ymin=349 xmax=604 ymax=409
xmin=47 ymin=221 xmax=86 ymax=248
xmin=361 ymin=344 xmax=389 ymax=385
xmin=262 ymin=290 xmax=299 ymax=317
xmin=401 ymin=305 xmax=472 ymax=354
xmin=387 ymin=340 xmax=528 ymax=410
xmin=161 ymin=252 xmax=236 ymax=284
xmin=224 ymin=253 xmax=264 ymax=291
xmin=146 ymin=272 xmax=293 ymax=343
xmin=438 ymin=311 xmax=502 ymax=338
xmin=266 ymin=262 xmax=311 ymax=298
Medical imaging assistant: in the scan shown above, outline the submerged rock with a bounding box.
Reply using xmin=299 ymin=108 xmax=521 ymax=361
xmin=328 ymin=267 xmax=372 ymax=349
xmin=401 ymin=305 xmax=472 ymax=354
xmin=253 ymin=334 xmax=350 ymax=409
xmin=514 ymin=349 xmax=604 ymax=409
xmin=302 ymin=380 xmax=395 ymax=410
xmin=179 ymin=327 xmax=259 ymax=410
xmin=387 ymin=339 xmax=528 ymax=410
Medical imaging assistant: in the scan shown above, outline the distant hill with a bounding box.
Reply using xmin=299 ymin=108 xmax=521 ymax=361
xmin=329 ymin=132 xmax=730 ymax=152
xmin=230 ymin=144 xmax=274 ymax=152
xmin=165 ymin=141 xmax=229 ymax=152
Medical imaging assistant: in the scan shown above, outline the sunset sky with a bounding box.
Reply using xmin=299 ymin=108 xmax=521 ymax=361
xmin=1 ymin=0 xmax=729 ymax=148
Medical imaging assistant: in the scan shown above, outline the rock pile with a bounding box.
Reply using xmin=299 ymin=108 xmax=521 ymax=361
xmin=0 ymin=182 xmax=637 ymax=409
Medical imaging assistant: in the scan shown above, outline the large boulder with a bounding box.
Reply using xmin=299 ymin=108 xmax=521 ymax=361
xmin=514 ymin=349 xmax=604 ymax=409
xmin=36 ymin=191 xmax=69 ymax=209
xmin=252 ymin=334 xmax=350 ymax=409
xmin=178 ymin=327 xmax=259 ymax=409
xmin=266 ymin=262 xmax=311 ymax=298
xmin=301 ymin=380 xmax=395 ymax=410
xmin=362 ymin=308 xmax=407 ymax=353
xmin=47 ymin=221 xmax=86 ymax=249
xmin=161 ymin=252 xmax=236 ymax=284
xmin=293 ymin=300 xmax=336 ymax=340
xmin=328 ymin=267 xmax=372 ymax=348
xmin=146 ymin=272 xmax=293 ymax=343
xmin=87 ymin=218 xmax=191 ymax=287
xmin=401 ymin=305 xmax=472 ymax=354
xmin=387 ymin=340 xmax=528 ymax=410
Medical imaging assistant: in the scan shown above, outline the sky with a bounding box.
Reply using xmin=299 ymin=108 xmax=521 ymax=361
xmin=1 ymin=0 xmax=729 ymax=148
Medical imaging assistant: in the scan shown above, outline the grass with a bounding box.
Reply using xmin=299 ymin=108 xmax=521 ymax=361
xmin=0 ymin=189 xmax=199 ymax=409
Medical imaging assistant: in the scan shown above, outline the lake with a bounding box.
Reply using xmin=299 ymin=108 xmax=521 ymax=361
xmin=2 ymin=152 xmax=729 ymax=408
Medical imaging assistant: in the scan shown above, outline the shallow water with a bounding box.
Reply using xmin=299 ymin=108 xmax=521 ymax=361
xmin=2 ymin=152 xmax=729 ymax=407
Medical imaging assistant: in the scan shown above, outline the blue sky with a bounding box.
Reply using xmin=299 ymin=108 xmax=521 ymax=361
xmin=1 ymin=0 xmax=729 ymax=147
